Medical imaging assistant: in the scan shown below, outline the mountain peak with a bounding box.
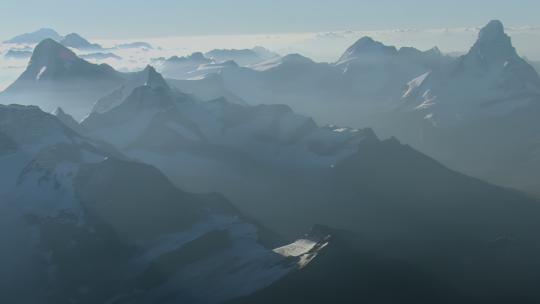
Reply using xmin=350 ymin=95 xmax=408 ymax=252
xmin=4 ymin=28 xmax=62 ymax=44
xmin=143 ymin=66 xmax=170 ymax=90
xmin=338 ymin=36 xmax=397 ymax=64
xmin=61 ymin=33 xmax=102 ymax=50
xmin=281 ymin=53 xmax=314 ymax=65
xmin=30 ymin=38 xmax=79 ymax=68
xmin=467 ymin=20 xmax=516 ymax=64
xmin=479 ymin=20 xmax=505 ymax=40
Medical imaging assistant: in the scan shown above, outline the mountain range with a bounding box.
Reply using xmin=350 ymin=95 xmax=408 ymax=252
xmin=77 ymin=65 xmax=540 ymax=302
xmin=164 ymin=20 xmax=540 ymax=197
xmin=3 ymin=19 xmax=540 ymax=303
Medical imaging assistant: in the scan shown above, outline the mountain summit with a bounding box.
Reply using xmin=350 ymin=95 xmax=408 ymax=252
xmin=0 ymin=39 xmax=124 ymax=119
xmin=144 ymin=65 xmax=170 ymax=90
xmin=337 ymin=36 xmax=398 ymax=64
xmin=60 ymin=33 xmax=102 ymax=50
xmin=11 ymin=39 xmax=79 ymax=82
xmin=5 ymin=39 xmax=118 ymax=86
xmin=3 ymin=28 xmax=62 ymax=44
xmin=465 ymin=20 xmax=518 ymax=66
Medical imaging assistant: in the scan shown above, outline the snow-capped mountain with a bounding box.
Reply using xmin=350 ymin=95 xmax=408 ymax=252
xmin=375 ymin=20 xmax=540 ymax=196
xmin=0 ymin=103 xmax=307 ymax=304
xmin=0 ymin=39 xmax=125 ymax=119
xmin=401 ymin=20 xmax=540 ymax=126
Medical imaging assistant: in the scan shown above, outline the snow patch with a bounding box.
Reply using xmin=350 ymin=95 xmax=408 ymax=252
xmin=36 ymin=66 xmax=47 ymax=81
xmin=273 ymin=239 xmax=318 ymax=257
xmin=403 ymin=71 xmax=430 ymax=98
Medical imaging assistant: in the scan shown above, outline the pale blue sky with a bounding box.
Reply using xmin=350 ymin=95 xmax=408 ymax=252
xmin=1 ymin=0 xmax=539 ymax=39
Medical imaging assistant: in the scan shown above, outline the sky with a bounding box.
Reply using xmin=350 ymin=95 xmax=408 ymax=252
xmin=1 ymin=0 xmax=540 ymax=39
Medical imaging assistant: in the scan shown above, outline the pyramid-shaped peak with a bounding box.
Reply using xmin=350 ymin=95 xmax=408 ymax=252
xmin=143 ymin=65 xmax=170 ymax=90
xmin=475 ymin=20 xmax=512 ymax=48
xmin=479 ymin=20 xmax=505 ymax=39
xmin=338 ymin=36 xmax=397 ymax=63
xmin=30 ymin=38 xmax=78 ymax=65
xmin=467 ymin=20 xmax=517 ymax=64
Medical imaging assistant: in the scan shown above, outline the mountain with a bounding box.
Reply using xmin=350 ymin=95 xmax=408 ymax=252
xmin=210 ymin=40 xmax=451 ymax=128
xmin=400 ymin=20 xmax=540 ymax=126
xmin=3 ymin=28 xmax=62 ymax=44
xmin=0 ymin=104 xmax=302 ymax=304
xmin=53 ymin=106 xmax=87 ymax=134
xmin=60 ymin=33 xmax=102 ymax=50
xmin=158 ymin=52 xmax=213 ymax=79
xmin=374 ymin=20 xmax=540 ymax=196
xmin=336 ymin=36 xmax=398 ymax=64
xmin=92 ymin=65 xmax=248 ymax=115
xmin=90 ymin=65 xmax=173 ymax=114
xmin=0 ymin=39 xmax=126 ymax=119
xmin=168 ymin=73 xmax=248 ymax=105
xmin=205 ymin=47 xmax=279 ymax=66
xmin=207 ymin=20 xmax=540 ymax=197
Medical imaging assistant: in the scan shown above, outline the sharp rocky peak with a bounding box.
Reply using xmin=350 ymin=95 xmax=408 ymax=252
xmin=467 ymin=20 xmax=517 ymax=64
xmin=143 ymin=65 xmax=170 ymax=90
